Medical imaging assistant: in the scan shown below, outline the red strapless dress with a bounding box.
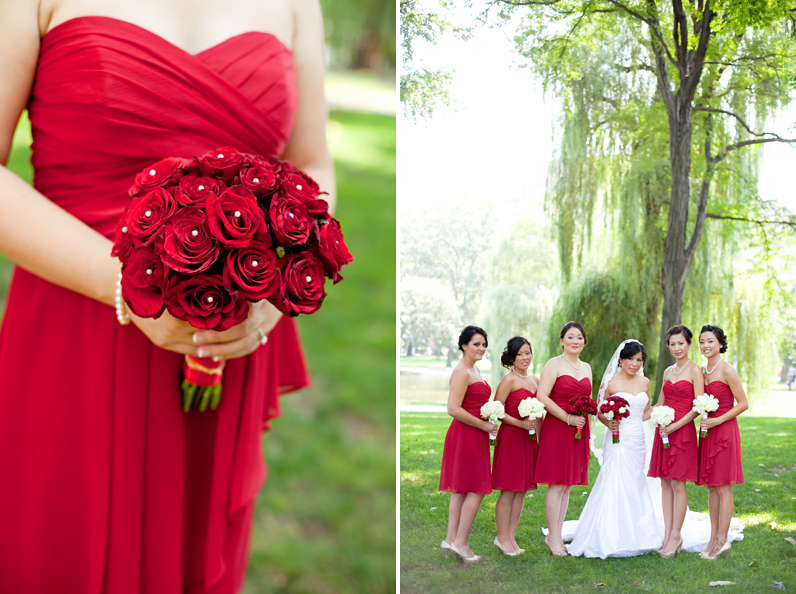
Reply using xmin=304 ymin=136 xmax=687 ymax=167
xmin=0 ymin=17 xmax=308 ymax=594
xmin=533 ymin=375 xmax=592 ymax=486
xmin=491 ymin=388 xmax=540 ymax=492
xmin=439 ymin=382 xmax=493 ymax=495
xmin=697 ymin=381 xmax=744 ymax=487
xmin=648 ymin=380 xmax=698 ymax=482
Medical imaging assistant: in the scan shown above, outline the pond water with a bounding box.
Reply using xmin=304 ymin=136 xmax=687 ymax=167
xmin=400 ymin=370 xmax=449 ymax=405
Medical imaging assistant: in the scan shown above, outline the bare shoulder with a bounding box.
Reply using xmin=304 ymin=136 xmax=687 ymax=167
xmin=290 ymin=0 xmax=323 ymax=32
xmin=449 ymin=365 xmax=470 ymax=385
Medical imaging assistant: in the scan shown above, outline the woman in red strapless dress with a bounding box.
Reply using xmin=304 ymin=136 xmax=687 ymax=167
xmin=697 ymin=325 xmax=748 ymax=560
xmin=439 ymin=326 xmax=496 ymax=564
xmin=0 ymin=2 xmax=333 ymax=592
xmin=491 ymin=336 xmax=542 ymax=557
xmin=532 ymin=321 xmax=592 ymax=557
xmin=647 ymin=325 xmax=701 ymax=557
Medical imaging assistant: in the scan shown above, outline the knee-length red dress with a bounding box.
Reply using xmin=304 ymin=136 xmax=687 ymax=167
xmin=648 ymin=380 xmax=698 ymax=482
xmin=697 ymin=381 xmax=744 ymax=487
xmin=439 ymin=382 xmax=493 ymax=495
xmin=0 ymin=17 xmax=309 ymax=594
xmin=492 ymin=388 xmax=541 ymax=492
xmin=533 ymin=375 xmax=592 ymax=486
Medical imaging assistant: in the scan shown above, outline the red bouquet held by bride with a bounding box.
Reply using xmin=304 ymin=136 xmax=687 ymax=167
xmin=598 ymin=396 xmax=630 ymax=443
xmin=112 ymin=147 xmax=352 ymax=412
xmin=568 ymin=394 xmax=597 ymax=440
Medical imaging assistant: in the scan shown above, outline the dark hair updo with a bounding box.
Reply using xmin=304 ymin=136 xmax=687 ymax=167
xmin=458 ymin=325 xmax=488 ymax=352
xmin=700 ymin=324 xmax=728 ymax=353
xmin=501 ymin=336 xmax=533 ymax=369
xmin=666 ymin=324 xmax=693 ymax=345
xmin=619 ymin=340 xmax=647 ymax=365
xmin=559 ymin=321 xmax=587 ymax=346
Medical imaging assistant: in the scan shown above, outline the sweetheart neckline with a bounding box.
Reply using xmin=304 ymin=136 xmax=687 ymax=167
xmin=665 ymin=379 xmax=693 ymax=386
xmin=42 ymin=15 xmax=292 ymax=58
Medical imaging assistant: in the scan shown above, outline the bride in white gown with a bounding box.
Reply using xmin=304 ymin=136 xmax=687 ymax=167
xmin=557 ymin=339 xmax=745 ymax=557
xmin=566 ymin=340 xmax=662 ymax=558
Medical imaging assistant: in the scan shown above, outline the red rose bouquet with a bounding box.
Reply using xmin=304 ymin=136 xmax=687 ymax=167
xmin=598 ymin=396 xmax=630 ymax=443
xmin=568 ymin=395 xmax=597 ymax=440
xmin=113 ymin=147 xmax=353 ymax=412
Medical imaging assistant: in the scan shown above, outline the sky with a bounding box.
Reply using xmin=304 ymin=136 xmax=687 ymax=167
xmin=399 ymin=4 xmax=796 ymax=222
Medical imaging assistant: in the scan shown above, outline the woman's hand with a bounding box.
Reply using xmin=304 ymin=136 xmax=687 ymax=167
xmin=608 ymin=419 xmax=619 ymax=433
xmin=520 ymin=418 xmax=536 ymax=431
xmin=568 ymin=414 xmax=586 ymax=429
xmin=483 ymin=421 xmax=498 ymax=434
xmin=129 ymin=310 xmax=200 ymax=355
xmin=192 ymin=300 xmax=283 ymax=361
xmin=701 ymin=417 xmax=722 ymax=431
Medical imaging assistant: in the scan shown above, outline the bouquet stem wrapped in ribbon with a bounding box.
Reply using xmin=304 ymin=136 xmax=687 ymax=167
xmin=517 ymin=396 xmax=545 ymax=441
xmin=568 ymin=395 xmax=597 ymax=440
xmin=113 ymin=147 xmax=353 ymax=412
xmin=650 ymin=405 xmax=676 ymax=449
xmin=599 ymin=396 xmax=630 ymax=443
xmin=692 ymin=393 xmax=720 ymax=438
xmin=480 ymin=400 xmax=505 ymax=447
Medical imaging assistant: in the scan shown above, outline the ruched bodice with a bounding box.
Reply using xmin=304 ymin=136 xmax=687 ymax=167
xmin=548 ymin=374 xmax=591 ymax=407
xmin=0 ymin=17 xmax=308 ymax=593
xmin=492 ymin=388 xmax=540 ymax=492
xmin=503 ymin=387 xmax=533 ymax=418
xmin=663 ymin=380 xmax=696 ymax=417
xmin=706 ymin=381 xmax=736 ymax=415
xmin=458 ymin=381 xmax=491 ymax=416
xmin=648 ymin=381 xmax=698 ymax=482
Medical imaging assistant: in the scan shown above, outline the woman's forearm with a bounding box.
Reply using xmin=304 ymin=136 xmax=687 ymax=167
xmin=0 ymin=165 xmax=118 ymax=306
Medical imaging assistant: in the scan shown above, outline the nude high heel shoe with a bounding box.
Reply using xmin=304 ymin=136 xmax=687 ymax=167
xmin=450 ymin=543 xmax=481 ymax=564
xmin=493 ymin=537 xmax=521 ymax=557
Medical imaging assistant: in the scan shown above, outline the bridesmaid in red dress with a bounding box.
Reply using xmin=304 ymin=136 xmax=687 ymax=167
xmin=697 ymin=325 xmax=748 ymax=560
xmin=0 ymin=1 xmax=333 ymax=592
xmin=533 ymin=321 xmax=592 ymax=557
xmin=647 ymin=325 xmax=701 ymax=558
xmin=439 ymin=325 xmax=496 ymax=564
xmin=492 ymin=336 xmax=541 ymax=557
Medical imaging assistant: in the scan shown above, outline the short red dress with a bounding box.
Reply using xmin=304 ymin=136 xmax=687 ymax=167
xmin=439 ymin=382 xmax=493 ymax=495
xmin=697 ymin=381 xmax=744 ymax=487
xmin=648 ymin=380 xmax=698 ymax=482
xmin=492 ymin=388 xmax=541 ymax=492
xmin=533 ymin=375 xmax=592 ymax=486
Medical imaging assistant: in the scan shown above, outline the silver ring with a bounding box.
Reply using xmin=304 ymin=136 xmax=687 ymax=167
xmin=254 ymin=327 xmax=268 ymax=345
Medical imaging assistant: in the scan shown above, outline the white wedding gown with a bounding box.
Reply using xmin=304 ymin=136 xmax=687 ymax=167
xmin=566 ymin=392 xmax=662 ymax=558
xmin=549 ymin=391 xmax=744 ymax=556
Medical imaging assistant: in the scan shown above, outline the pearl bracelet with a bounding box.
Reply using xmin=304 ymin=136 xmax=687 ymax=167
xmin=115 ymin=273 xmax=130 ymax=325
xmin=567 ymin=414 xmax=571 ymax=426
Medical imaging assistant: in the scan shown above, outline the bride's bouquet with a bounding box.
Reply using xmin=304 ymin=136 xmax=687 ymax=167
xmin=568 ymin=395 xmax=597 ymax=440
xmin=113 ymin=147 xmax=352 ymax=412
xmin=517 ymin=397 xmax=545 ymax=441
xmin=692 ymin=393 xmax=719 ymax=438
xmin=481 ymin=399 xmax=505 ymax=446
xmin=599 ymin=396 xmax=630 ymax=443
xmin=650 ymin=405 xmax=676 ymax=449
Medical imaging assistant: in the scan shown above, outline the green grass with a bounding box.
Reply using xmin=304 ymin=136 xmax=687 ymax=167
xmin=2 ymin=106 xmax=396 ymax=592
xmin=400 ymin=413 xmax=796 ymax=594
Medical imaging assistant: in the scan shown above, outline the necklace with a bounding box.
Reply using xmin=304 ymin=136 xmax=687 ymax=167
xmin=562 ymin=353 xmax=582 ymax=370
xmin=673 ymin=360 xmax=687 ymax=375
xmin=511 ymin=368 xmax=529 ymax=379
xmin=705 ymin=358 xmax=722 ymax=374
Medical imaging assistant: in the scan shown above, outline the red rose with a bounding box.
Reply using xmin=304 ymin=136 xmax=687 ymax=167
xmin=127 ymin=188 xmax=178 ymax=246
xmin=111 ymin=212 xmax=134 ymax=262
xmin=130 ymin=157 xmax=192 ymax=196
xmin=165 ymin=274 xmax=248 ymax=331
xmin=121 ymin=248 xmax=169 ymax=318
xmin=274 ymin=252 xmax=326 ymax=316
xmin=196 ymin=146 xmax=245 ymax=182
xmin=161 ymin=208 xmax=220 ymax=273
xmin=206 ymin=185 xmax=267 ymax=248
xmin=175 ymin=175 xmax=225 ymax=207
xmin=240 ymin=165 xmax=278 ymax=196
xmin=268 ymin=195 xmax=314 ymax=246
xmin=316 ymin=217 xmax=353 ymax=283
xmin=282 ymin=173 xmax=328 ymax=214
xmin=223 ymin=241 xmax=281 ymax=301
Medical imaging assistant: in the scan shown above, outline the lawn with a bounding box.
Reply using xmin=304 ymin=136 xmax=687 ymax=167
xmin=2 ymin=106 xmax=396 ymax=593
xmin=400 ymin=413 xmax=796 ymax=594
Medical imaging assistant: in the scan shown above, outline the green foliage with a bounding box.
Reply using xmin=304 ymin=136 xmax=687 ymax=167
xmin=401 ymin=275 xmax=460 ymax=354
xmin=321 ymin=0 xmax=396 ymax=71
xmin=401 ymin=411 xmax=796 ymax=593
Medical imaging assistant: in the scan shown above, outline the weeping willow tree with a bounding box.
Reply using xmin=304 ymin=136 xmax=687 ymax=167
xmin=493 ymin=0 xmax=796 ymax=397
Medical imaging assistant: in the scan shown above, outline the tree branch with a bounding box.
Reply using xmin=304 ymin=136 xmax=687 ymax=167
xmin=705 ymin=212 xmax=796 ymax=229
xmin=604 ymin=0 xmax=678 ymax=66
xmin=714 ymin=136 xmax=796 ymax=164
xmin=695 ymin=106 xmax=796 ymax=144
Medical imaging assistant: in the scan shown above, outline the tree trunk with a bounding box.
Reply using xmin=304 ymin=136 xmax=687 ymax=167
xmin=406 ymin=341 xmax=413 ymax=357
xmin=446 ymin=348 xmax=455 ymax=367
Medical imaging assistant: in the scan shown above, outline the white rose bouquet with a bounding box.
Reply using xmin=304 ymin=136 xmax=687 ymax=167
xmin=517 ymin=397 xmax=546 ymax=441
xmin=480 ymin=399 xmax=505 ymax=446
xmin=692 ymin=394 xmax=719 ymax=438
xmin=650 ymin=405 xmax=676 ymax=449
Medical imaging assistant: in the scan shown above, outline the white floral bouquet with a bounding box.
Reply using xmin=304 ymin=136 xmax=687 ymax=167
xmin=481 ymin=399 xmax=505 ymax=446
xmin=650 ymin=405 xmax=676 ymax=449
xmin=692 ymin=394 xmax=719 ymax=438
xmin=517 ymin=397 xmax=545 ymax=441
